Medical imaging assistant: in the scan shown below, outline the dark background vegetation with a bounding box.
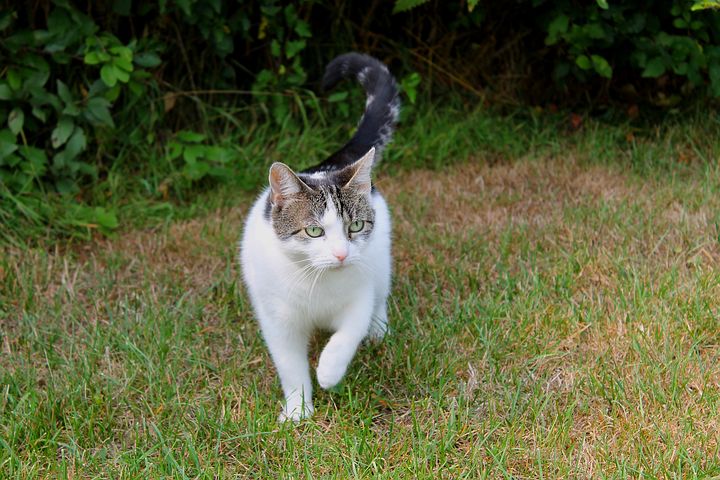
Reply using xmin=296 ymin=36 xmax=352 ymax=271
xmin=1 ymin=0 xmax=719 ymax=242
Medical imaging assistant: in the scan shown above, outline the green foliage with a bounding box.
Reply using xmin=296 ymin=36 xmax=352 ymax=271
xmin=3 ymin=0 xmax=720 ymax=243
xmin=250 ymin=3 xmax=315 ymax=125
xmin=392 ymin=0 xmax=479 ymax=14
xmin=167 ymin=131 xmax=232 ymax=181
xmin=400 ymin=73 xmax=422 ymax=104
xmin=692 ymin=0 xmax=720 ymax=9
xmin=0 ymin=1 xmax=161 ymax=235
xmin=393 ymin=0 xmax=432 ymax=14
xmin=542 ymin=1 xmax=720 ymax=100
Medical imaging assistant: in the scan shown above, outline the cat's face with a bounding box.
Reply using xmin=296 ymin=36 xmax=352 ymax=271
xmin=267 ymin=149 xmax=376 ymax=269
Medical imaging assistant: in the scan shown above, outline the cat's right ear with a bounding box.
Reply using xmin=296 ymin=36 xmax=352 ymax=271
xmin=269 ymin=163 xmax=309 ymax=206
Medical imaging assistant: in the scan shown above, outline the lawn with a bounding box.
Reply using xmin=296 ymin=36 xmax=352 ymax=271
xmin=1 ymin=111 xmax=720 ymax=478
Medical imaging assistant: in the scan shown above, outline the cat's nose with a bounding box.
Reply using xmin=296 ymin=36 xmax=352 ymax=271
xmin=332 ymin=249 xmax=347 ymax=262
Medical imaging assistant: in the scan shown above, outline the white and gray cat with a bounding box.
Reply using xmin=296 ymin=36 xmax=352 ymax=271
xmin=239 ymin=53 xmax=400 ymax=422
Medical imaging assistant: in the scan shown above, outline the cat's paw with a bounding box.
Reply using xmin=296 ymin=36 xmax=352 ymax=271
xmin=278 ymin=403 xmax=313 ymax=423
xmin=316 ymin=359 xmax=346 ymax=390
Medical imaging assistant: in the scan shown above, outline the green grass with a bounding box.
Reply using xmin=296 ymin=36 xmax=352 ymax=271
xmin=2 ymin=107 xmax=720 ymax=477
xmin=6 ymin=97 xmax=720 ymax=247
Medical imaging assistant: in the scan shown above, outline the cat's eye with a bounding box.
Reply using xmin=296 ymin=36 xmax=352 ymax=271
xmin=348 ymin=220 xmax=365 ymax=233
xmin=305 ymin=226 xmax=324 ymax=238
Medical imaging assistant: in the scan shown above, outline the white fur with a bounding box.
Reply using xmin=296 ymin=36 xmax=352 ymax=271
xmin=239 ymin=184 xmax=391 ymax=422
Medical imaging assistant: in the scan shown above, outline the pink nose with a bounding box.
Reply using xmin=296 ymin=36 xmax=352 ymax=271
xmin=332 ymin=250 xmax=347 ymax=262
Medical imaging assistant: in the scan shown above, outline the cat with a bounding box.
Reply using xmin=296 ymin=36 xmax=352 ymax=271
xmin=239 ymin=53 xmax=400 ymax=422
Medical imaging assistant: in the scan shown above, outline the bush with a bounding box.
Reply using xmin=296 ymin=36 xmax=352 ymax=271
xmin=1 ymin=0 xmax=719 ymax=241
xmin=542 ymin=0 xmax=720 ymax=103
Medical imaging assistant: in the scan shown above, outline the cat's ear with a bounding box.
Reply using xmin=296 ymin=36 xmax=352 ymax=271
xmin=269 ymin=163 xmax=310 ymax=206
xmin=342 ymin=147 xmax=375 ymax=195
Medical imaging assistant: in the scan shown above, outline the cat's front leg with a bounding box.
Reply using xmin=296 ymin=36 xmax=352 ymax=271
xmin=260 ymin=316 xmax=314 ymax=422
xmin=316 ymin=290 xmax=374 ymax=389
xmin=366 ymin=300 xmax=389 ymax=342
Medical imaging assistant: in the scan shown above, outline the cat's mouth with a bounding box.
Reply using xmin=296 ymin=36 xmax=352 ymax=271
xmin=317 ymin=260 xmax=350 ymax=270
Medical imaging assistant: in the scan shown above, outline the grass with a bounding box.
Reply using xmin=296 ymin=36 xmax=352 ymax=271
xmin=1 ymin=105 xmax=720 ymax=477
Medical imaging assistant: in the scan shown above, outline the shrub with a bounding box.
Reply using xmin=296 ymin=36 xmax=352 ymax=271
xmin=2 ymin=0 xmax=720 ymax=241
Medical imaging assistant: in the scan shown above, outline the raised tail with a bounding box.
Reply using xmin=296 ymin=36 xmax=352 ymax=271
xmin=304 ymin=53 xmax=400 ymax=173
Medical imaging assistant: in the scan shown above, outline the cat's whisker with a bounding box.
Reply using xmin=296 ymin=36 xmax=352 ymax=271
xmin=354 ymin=260 xmax=377 ymax=280
xmin=306 ymin=266 xmax=328 ymax=312
xmin=285 ymin=257 xmax=313 ymax=266
xmin=284 ymin=262 xmax=318 ymax=299
xmin=286 ymin=264 xmax=317 ymax=299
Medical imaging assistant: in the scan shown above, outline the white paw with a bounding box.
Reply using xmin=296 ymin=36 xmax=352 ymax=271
xmin=316 ymin=357 xmax=346 ymax=390
xmin=366 ymin=314 xmax=389 ymax=342
xmin=278 ymin=403 xmax=313 ymax=423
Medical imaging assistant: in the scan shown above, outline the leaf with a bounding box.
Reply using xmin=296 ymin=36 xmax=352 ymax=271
xmin=101 ymin=64 xmax=117 ymax=87
xmin=294 ymin=19 xmax=312 ymax=38
xmin=167 ymin=141 xmax=183 ymax=160
xmin=183 ymin=160 xmax=210 ymax=180
xmin=163 ymin=93 xmax=177 ymax=112
xmin=176 ymin=131 xmax=206 ymax=143
xmin=0 ymin=129 xmax=18 ymax=160
xmin=401 ymin=72 xmax=422 ymax=104
xmin=0 ymin=83 xmax=12 ymax=100
xmin=392 ymin=0 xmax=430 ymax=13
xmin=327 ymin=91 xmax=348 ymax=102
xmin=204 ymin=146 xmax=231 ymax=163
xmin=642 ymin=57 xmax=666 ymax=77
xmin=62 ymin=102 xmax=81 ymax=117
xmin=7 ymin=69 xmax=22 ymax=90
xmin=270 ymin=39 xmax=281 ymax=58
xmin=692 ymin=0 xmax=720 ymax=10
xmin=596 ymin=0 xmax=609 ymax=9
xmin=84 ymin=50 xmax=101 ymax=65
xmin=110 ymin=45 xmax=132 ymax=63
xmin=86 ymin=97 xmax=115 ymax=127
xmin=18 ymin=146 xmax=48 ymax=177
xmin=51 ymin=117 xmax=75 ymax=148
xmin=258 ymin=16 xmax=268 ymax=40
xmin=285 ymin=40 xmax=306 ymax=59
xmin=546 ymin=14 xmax=569 ymax=45
xmin=24 ymin=69 xmax=50 ymax=90
xmin=57 ymin=80 xmax=74 ymax=104
xmin=105 ymin=84 xmax=122 ymax=102
xmin=1 ymin=153 xmax=21 ymax=168
xmin=134 ymin=52 xmax=161 ymax=67
xmin=32 ymin=107 xmax=47 ymax=122
xmin=65 ymin=127 xmax=87 ymax=158
xmin=93 ymin=207 xmax=119 ymax=230
xmin=8 ymin=108 xmax=24 ymax=135
xmin=591 ymin=55 xmax=613 ymax=78
xmin=183 ymin=145 xmax=206 ymax=164
xmin=575 ymin=55 xmax=592 ymax=70
xmin=468 ymin=0 xmax=479 ymax=12
xmin=113 ymin=64 xmax=130 ymax=83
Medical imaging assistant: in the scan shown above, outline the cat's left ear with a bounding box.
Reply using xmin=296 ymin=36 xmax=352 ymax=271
xmin=269 ymin=162 xmax=310 ymax=206
xmin=342 ymin=147 xmax=375 ymax=195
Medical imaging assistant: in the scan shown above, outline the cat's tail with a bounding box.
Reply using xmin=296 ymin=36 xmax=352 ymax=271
xmin=308 ymin=53 xmax=400 ymax=173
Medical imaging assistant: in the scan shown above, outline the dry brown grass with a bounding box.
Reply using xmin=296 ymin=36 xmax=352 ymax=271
xmin=2 ymin=156 xmax=719 ymax=477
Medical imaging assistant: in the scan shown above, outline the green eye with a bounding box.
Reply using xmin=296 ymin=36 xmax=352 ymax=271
xmin=305 ymin=226 xmax=324 ymax=238
xmin=349 ymin=220 xmax=365 ymax=233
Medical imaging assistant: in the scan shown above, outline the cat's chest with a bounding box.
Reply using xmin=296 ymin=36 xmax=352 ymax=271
xmin=281 ymin=266 xmax=365 ymax=318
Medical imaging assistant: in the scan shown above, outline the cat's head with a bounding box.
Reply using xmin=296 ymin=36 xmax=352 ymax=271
xmin=267 ymin=148 xmax=377 ymax=269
